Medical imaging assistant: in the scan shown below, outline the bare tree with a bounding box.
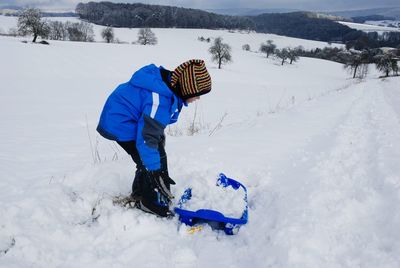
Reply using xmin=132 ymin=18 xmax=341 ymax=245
xmin=260 ymin=40 xmax=276 ymax=58
xmin=375 ymin=53 xmax=398 ymax=77
xmin=48 ymin=21 xmax=67 ymax=41
xmin=101 ymin=26 xmax=114 ymax=43
xmin=79 ymin=22 xmax=95 ymax=42
xmin=66 ymin=22 xmax=94 ymax=42
xmin=287 ymin=48 xmax=300 ymax=64
xmin=344 ymin=51 xmax=369 ymax=79
xmin=137 ymin=28 xmax=157 ymax=45
xmin=276 ymin=48 xmax=289 ymax=65
xmin=17 ymin=8 xmax=49 ymax=42
xmin=391 ymin=57 xmax=399 ymax=76
xmin=242 ymin=44 xmax=250 ymax=51
xmin=209 ymin=37 xmax=232 ymax=69
xmin=8 ymin=27 xmax=19 ymax=37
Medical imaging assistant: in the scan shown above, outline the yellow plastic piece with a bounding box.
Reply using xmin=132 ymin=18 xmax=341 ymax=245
xmin=187 ymin=225 xmax=204 ymax=234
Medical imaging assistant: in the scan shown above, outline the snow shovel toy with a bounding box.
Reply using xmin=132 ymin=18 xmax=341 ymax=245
xmin=174 ymin=173 xmax=248 ymax=235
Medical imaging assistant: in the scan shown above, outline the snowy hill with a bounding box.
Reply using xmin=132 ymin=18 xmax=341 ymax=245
xmin=1 ymin=15 xmax=400 ymax=267
xmin=338 ymin=20 xmax=400 ymax=33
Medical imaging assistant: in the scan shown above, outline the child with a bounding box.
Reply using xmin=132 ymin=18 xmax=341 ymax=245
xmin=97 ymin=59 xmax=212 ymax=217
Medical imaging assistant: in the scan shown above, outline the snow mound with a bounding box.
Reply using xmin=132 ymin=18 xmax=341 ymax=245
xmin=181 ymin=182 xmax=246 ymax=218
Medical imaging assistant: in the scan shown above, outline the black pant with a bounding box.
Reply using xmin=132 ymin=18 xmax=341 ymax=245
xmin=117 ymin=138 xmax=168 ymax=196
xmin=117 ymin=140 xmax=144 ymax=171
xmin=117 ymin=137 xmax=167 ymax=171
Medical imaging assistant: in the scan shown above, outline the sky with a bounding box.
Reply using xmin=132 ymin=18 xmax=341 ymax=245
xmin=0 ymin=0 xmax=399 ymax=12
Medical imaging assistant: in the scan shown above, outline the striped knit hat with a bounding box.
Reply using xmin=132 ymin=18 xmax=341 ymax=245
xmin=170 ymin=59 xmax=212 ymax=100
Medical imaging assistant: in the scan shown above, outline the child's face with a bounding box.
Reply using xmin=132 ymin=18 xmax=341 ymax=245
xmin=186 ymin=96 xmax=200 ymax=104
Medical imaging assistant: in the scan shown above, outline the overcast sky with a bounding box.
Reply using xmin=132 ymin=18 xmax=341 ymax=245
xmin=1 ymin=0 xmax=399 ymax=11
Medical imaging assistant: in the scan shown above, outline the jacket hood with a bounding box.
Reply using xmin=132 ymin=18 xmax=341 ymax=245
xmin=129 ymin=64 xmax=173 ymax=98
xmin=129 ymin=64 xmax=187 ymax=119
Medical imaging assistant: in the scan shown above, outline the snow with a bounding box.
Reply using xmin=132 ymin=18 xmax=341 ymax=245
xmin=338 ymin=20 xmax=400 ymax=33
xmin=364 ymin=20 xmax=400 ymax=29
xmin=0 ymin=15 xmax=17 ymax=32
xmin=181 ymin=180 xmax=246 ymax=219
xmin=1 ymin=14 xmax=400 ymax=267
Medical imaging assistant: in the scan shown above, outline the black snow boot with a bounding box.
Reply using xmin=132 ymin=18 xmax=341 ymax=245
xmin=130 ymin=168 xmax=145 ymax=201
xmin=137 ymin=171 xmax=174 ymax=218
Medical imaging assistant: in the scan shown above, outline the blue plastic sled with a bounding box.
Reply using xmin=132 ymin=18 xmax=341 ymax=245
xmin=174 ymin=173 xmax=248 ymax=235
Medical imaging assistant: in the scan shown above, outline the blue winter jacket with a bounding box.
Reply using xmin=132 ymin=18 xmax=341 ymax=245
xmin=97 ymin=64 xmax=185 ymax=171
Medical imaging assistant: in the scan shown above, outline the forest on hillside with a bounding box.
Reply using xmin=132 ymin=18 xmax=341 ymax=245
xmin=75 ymin=2 xmax=400 ymax=48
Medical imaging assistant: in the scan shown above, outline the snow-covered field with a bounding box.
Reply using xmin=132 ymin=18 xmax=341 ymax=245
xmin=1 ymin=15 xmax=400 ymax=267
xmin=365 ymin=20 xmax=400 ymax=29
xmin=338 ymin=20 xmax=400 ymax=33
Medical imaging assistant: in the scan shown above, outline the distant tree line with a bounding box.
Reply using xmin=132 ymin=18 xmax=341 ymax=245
xmin=75 ymin=2 xmax=400 ymax=49
xmin=295 ymin=45 xmax=398 ymax=63
xmin=344 ymin=31 xmax=400 ymax=50
xmin=255 ymin=39 xmax=399 ymax=78
xmin=3 ymin=10 xmax=78 ymax=17
xmin=253 ymin=12 xmax=400 ymax=50
xmin=300 ymin=47 xmax=398 ymax=78
xmin=75 ymin=2 xmax=254 ymax=30
xmin=39 ymin=12 xmax=78 ymax=17
xmin=296 ymin=47 xmax=350 ymax=63
xmin=258 ymin=40 xmax=300 ymax=65
xmin=351 ymin=15 xmax=395 ymax=23
xmin=251 ymin=12 xmax=353 ymax=42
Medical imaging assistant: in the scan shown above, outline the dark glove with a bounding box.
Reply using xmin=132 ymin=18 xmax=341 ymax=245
xmin=147 ymin=170 xmax=176 ymax=200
